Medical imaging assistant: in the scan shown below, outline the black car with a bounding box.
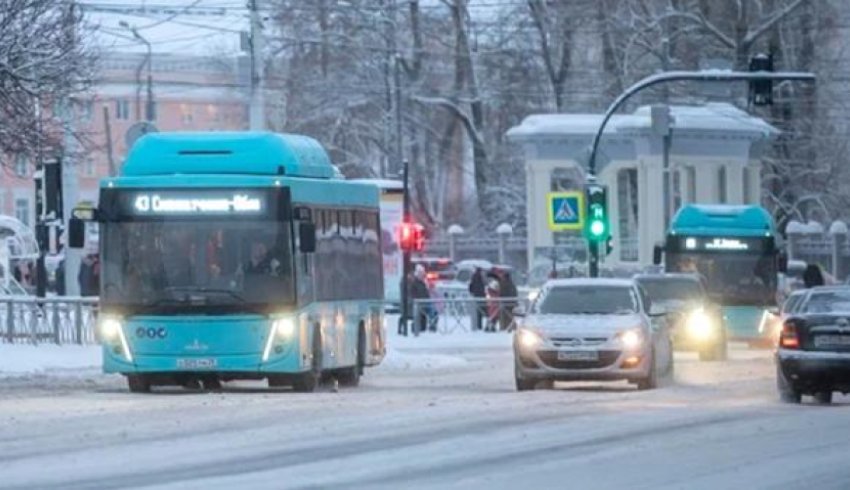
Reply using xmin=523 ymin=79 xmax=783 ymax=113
xmin=634 ymin=273 xmax=727 ymax=361
xmin=777 ymin=286 xmax=850 ymax=404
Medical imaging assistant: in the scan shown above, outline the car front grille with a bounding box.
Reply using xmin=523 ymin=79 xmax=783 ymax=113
xmin=537 ymin=350 xmax=621 ymax=370
xmin=549 ymin=337 xmax=609 ymax=348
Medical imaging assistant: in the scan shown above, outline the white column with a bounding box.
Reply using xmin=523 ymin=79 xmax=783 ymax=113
xmin=693 ymin=163 xmax=715 ymax=203
xmin=726 ymin=164 xmax=745 ymax=204
xmin=526 ymin=160 xmax=556 ymax=267
xmin=747 ymin=165 xmax=761 ymax=205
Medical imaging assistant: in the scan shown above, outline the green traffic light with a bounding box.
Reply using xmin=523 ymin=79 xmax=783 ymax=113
xmin=590 ymin=220 xmax=605 ymax=237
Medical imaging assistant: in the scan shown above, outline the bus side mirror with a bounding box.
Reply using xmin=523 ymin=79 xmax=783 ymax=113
xmin=68 ymin=217 xmax=86 ymax=249
xmin=299 ymin=222 xmax=317 ymax=253
xmin=653 ymin=244 xmax=663 ymax=265
xmin=777 ymin=253 xmax=788 ymax=273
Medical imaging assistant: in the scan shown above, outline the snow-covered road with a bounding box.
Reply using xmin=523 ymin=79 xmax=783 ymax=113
xmin=1 ymin=334 xmax=848 ymax=489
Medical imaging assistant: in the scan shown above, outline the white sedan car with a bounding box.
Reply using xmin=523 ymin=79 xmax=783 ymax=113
xmin=513 ymin=279 xmax=674 ymax=391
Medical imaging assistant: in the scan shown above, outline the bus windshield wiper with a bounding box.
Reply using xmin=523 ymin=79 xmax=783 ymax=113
xmin=162 ymin=286 xmax=249 ymax=304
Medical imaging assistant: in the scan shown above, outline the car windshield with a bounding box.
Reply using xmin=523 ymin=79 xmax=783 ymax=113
xmin=101 ymin=220 xmax=294 ymax=312
xmin=804 ymin=290 xmax=850 ymax=314
xmin=667 ymin=252 xmax=776 ymax=305
xmin=637 ymin=278 xmax=702 ymax=303
xmin=534 ymin=285 xmax=637 ymax=315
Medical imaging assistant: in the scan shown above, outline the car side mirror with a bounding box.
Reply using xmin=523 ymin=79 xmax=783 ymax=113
xmin=777 ymin=252 xmax=788 ymax=274
xmin=653 ymin=244 xmax=663 ymax=266
xmin=68 ymin=217 xmax=86 ymax=249
xmin=299 ymin=222 xmax=317 ymax=253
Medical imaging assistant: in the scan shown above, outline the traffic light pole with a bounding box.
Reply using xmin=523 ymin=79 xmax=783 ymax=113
xmin=400 ymin=159 xmax=411 ymax=336
xmin=583 ymin=69 xmax=815 ymax=278
xmin=588 ymin=241 xmax=599 ymax=279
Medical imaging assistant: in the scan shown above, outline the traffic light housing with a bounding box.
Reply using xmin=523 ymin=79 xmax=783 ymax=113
xmin=584 ymin=183 xmax=609 ymax=242
xmin=749 ymin=53 xmax=773 ymax=106
xmin=398 ymin=221 xmax=425 ymax=252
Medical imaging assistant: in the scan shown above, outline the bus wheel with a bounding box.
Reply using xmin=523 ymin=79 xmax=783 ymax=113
xmin=293 ymin=326 xmax=323 ymax=393
xmin=339 ymin=325 xmax=366 ymax=387
xmin=127 ymin=375 xmax=151 ymax=394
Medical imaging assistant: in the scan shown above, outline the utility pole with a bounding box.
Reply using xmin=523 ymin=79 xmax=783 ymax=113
xmin=400 ymin=158 xmax=411 ymax=336
xmin=394 ymin=55 xmax=404 ymax=177
xmin=103 ymin=105 xmax=116 ymax=176
xmin=249 ymin=0 xmax=265 ymax=130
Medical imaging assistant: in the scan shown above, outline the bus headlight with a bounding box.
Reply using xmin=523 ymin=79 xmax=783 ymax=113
xmin=274 ymin=318 xmax=296 ymax=339
xmin=100 ymin=318 xmax=122 ymax=341
xmin=686 ymin=309 xmax=713 ymax=341
xmin=617 ymin=329 xmax=643 ymax=350
xmin=263 ymin=316 xmax=296 ymax=362
xmin=99 ymin=318 xmax=133 ymax=362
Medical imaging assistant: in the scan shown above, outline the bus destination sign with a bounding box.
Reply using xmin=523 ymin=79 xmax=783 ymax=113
xmin=675 ymin=236 xmax=770 ymax=253
xmin=133 ymin=193 xmax=263 ymax=214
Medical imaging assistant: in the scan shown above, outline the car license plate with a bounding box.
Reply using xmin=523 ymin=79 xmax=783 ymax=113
xmin=176 ymin=358 xmax=217 ymax=369
xmin=557 ymin=350 xmax=598 ymax=361
xmin=814 ymin=335 xmax=850 ymax=348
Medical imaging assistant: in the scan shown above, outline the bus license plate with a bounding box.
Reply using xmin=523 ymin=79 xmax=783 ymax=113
xmin=814 ymin=335 xmax=850 ymax=348
xmin=177 ymin=358 xmax=217 ymax=369
xmin=557 ymin=350 xmax=598 ymax=361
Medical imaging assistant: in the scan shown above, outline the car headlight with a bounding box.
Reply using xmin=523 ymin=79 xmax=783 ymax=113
xmin=99 ymin=318 xmax=133 ymax=362
xmin=617 ymin=329 xmax=643 ymax=349
xmin=517 ymin=328 xmax=544 ymax=349
xmin=527 ymin=289 xmax=540 ymax=302
xmin=686 ymin=309 xmax=713 ymax=341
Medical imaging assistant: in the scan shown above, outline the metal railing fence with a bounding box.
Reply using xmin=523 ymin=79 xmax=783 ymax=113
xmin=2 ymin=296 xmax=99 ymax=345
xmin=409 ymin=296 xmax=530 ymax=335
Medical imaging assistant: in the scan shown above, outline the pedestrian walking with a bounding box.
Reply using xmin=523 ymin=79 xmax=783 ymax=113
xmin=468 ymin=267 xmax=486 ymax=331
xmin=485 ymin=271 xmax=501 ymax=332
xmin=499 ymin=271 xmax=518 ymax=332
xmin=411 ymin=265 xmax=434 ymax=333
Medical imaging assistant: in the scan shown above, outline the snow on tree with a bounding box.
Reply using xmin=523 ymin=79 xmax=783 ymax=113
xmin=0 ymin=0 xmax=94 ymax=167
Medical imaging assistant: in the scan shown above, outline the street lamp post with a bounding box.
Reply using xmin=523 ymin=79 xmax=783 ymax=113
xmin=120 ymin=21 xmax=154 ymax=122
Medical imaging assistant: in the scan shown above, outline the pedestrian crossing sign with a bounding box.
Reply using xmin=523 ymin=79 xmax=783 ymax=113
xmin=547 ymin=192 xmax=585 ymax=231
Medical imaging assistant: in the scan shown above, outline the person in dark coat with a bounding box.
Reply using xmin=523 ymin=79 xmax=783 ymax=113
xmin=78 ymin=254 xmax=100 ymax=296
xmin=410 ymin=265 xmax=434 ymax=333
xmin=468 ymin=268 xmax=486 ymax=331
xmin=499 ymin=271 xmax=519 ymax=331
xmin=803 ymin=264 xmax=825 ymax=289
xmin=55 ymin=260 xmax=66 ymax=296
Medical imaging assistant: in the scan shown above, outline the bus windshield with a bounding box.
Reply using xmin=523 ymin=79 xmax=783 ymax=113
xmin=101 ymin=220 xmax=295 ymax=312
xmin=667 ymin=252 xmax=776 ymax=305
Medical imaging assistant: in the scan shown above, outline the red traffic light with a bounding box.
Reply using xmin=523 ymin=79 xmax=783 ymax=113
xmin=398 ymin=221 xmax=425 ymax=252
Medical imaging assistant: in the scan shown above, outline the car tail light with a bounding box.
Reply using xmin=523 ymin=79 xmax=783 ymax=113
xmin=779 ymin=321 xmax=800 ymax=349
xmin=426 ymin=272 xmax=439 ymax=282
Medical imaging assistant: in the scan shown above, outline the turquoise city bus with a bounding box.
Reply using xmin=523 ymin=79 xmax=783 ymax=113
xmin=69 ymin=132 xmax=386 ymax=392
xmin=654 ymin=205 xmax=781 ymax=341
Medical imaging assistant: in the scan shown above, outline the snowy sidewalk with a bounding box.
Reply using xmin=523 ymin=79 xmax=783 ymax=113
xmin=0 ymin=344 xmax=101 ymax=377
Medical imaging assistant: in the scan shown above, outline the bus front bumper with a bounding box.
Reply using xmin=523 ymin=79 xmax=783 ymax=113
xmin=102 ymin=346 xmax=311 ymax=376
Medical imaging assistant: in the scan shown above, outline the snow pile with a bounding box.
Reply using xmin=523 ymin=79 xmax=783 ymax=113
xmin=0 ymin=344 xmax=101 ymax=377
